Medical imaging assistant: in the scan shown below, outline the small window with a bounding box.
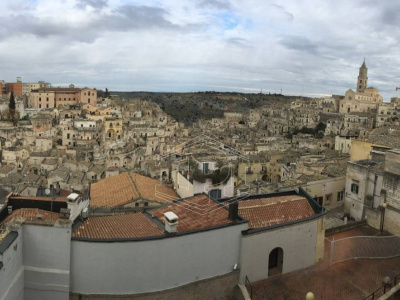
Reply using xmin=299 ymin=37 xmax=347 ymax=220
xmin=337 ymin=191 xmax=344 ymax=201
xmin=144 ymin=202 xmax=149 ymax=207
xmin=351 ymin=183 xmax=359 ymax=194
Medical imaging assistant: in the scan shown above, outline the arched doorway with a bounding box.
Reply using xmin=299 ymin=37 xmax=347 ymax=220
xmin=268 ymin=247 xmax=283 ymax=276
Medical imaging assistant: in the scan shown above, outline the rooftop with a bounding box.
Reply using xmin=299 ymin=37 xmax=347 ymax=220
xmin=1 ymin=208 xmax=60 ymax=225
xmin=238 ymin=195 xmax=315 ymax=229
xmin=72 ymin=213 xmax=164 ymax=240
xmin=90 ymin=172 xmax=138 ymax=208
xmin=130 ymin=172 xmax=178 ymax=203
xmin=151 ymin=194 xmax=234 ymax=232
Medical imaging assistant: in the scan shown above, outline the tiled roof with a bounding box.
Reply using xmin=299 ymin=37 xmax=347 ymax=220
xmin=130 ymin=172 xmax=178 ymax=203
xmin=1 ymin=208 xmax=59 ymax=225
xmin=7 ymin=195 xmax=67 ymax=203
xmin=72 ymin=213 xmax=164 ymax=239
xmin=151 ymin=194 xmax=232 ymax=232
xmin=238 ymin=195 xmax=314 ymax=228
xmin=90 ymin=173 xmax=138 ymax=208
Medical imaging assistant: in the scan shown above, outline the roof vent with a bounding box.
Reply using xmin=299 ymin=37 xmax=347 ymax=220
xmin=164 ymin=211 xmax=178 ymax=233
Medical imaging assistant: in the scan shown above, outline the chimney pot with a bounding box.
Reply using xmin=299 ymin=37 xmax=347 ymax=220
xmin=164 ymin=211 xmax=178 ymax=233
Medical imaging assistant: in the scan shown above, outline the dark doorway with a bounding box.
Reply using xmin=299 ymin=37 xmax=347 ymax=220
xmin=268 ymin=247 xmax=283 ymax=276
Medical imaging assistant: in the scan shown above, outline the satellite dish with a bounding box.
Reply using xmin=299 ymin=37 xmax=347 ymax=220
xmin=45 ymin=188 xmax=51 ymax=196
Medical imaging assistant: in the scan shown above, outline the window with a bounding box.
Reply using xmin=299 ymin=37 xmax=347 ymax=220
xmin=337 ymin=191 xmax=344 ymax=201
xmin=39 ymin=97 xmax=42 ymax=102
xmin=351 ymin=183 xmax=359 ymax=194
xmin=88 ymin=91 xmax=91 ymax=96
xmin=144 ymin=202 xmax=149 ymax=207
xmin=67 ymin=133 xmax=70 ymax=139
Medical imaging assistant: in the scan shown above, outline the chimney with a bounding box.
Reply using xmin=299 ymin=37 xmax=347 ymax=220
xmin=228 ymin=202 xmax=239 ymax=221
xmin=164 ymin=211 xmax=178 ymax=233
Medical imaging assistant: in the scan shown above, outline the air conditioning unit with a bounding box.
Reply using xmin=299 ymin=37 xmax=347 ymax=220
xmin=81 ymin=207 xmax=88 ymax=219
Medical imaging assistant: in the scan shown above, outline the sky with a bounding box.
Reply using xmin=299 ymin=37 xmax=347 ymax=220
xmin=1 ymin=0 xmax=400 ymax=100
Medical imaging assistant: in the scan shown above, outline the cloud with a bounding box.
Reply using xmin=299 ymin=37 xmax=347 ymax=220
xmin=279 ymin=35 xmax=318 ymax=54
xmin=270 ymin=4 xmax=294 ymax=22
xmin=197 ymin=0 xmax=231 ymax=10
xmin=76 ymin=0 xmax=108 ymax=9
xmin=0 ymin=0 xmax=399 ymax=101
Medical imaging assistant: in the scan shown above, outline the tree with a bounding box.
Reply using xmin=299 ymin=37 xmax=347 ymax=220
xmin=104 ymin=88 xmax=110 ymax=98
xmin=9 ymin=92 xmax=15 ymax=110
xmin=8 ymin=92 xmax=17 ymax=126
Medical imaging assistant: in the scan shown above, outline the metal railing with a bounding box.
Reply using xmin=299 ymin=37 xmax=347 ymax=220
xmin=364 ymin=273 xmax=400 ymax=300
xmin=245 ymin=275 xmax=253 ymax=299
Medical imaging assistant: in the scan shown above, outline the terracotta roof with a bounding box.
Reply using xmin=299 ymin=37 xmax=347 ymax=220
xmin=238 ymin=195 xmax=314 ymax=228
xmin=7 ymin=195 xmax=67 ymax=203
xmin=72 ymin=213 xmax=164 ymax=239
xmin=2 ymin=208 xmax=59 ymax=225
xmin=151 ymin=194 xmax=232 ymax=232
xmin=90 ymin=173 xmax=138 ymax=208
xmin=130 ymin=172 xmax=178 ymax=203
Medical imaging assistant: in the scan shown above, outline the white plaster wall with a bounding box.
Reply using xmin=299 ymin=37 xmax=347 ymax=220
xmin=70 ymin=223 xmax=248 ymax=295
xmin=239 ymin=219 xmax=318 ymax=283
xmin=0 ymin=230 xmax=24 ymax=300
xmin=193 ymin=177 xmax=234 ymax=198
xmin=23 ymin=224 xmax=71 ymax=300
xmin=172 ymin=170 xmax=194 ymax=199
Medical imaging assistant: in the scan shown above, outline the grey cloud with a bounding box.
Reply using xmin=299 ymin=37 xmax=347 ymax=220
xmin=76 ymin=0 xmax=108 ymax=9
xmin=226 ymin=37 xmax=249 ymax=47
xmin=0 ymin=5 xmax=197 ymax=43
xmin=270 ymin=4 xmax=294 ymax=22
xmin=100 ymin=5 xmax=181 ymax=31
xmin=197 ymin=0 xmax=231 ymax=10
xmin=279 ymin=35 xmax=318 ymax=54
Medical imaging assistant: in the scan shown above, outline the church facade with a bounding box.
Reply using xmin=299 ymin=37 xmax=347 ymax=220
xmin=339 ymin=60 xmax=383 ymax=114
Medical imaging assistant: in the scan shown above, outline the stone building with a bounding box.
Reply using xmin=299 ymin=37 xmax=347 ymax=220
xmin=339 ymin=60 xmax=383 ymax=114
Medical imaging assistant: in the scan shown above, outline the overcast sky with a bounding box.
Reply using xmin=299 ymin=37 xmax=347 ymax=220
xmin=1 ymin=0 xmax=400 ymax=100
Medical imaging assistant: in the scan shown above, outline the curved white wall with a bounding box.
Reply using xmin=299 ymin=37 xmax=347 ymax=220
xmin=70 ymin=223 xmax=247 ymax=295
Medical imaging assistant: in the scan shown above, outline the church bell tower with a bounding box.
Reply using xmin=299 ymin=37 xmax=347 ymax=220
xmin=357 ymin=59 xmax=368 ymax=92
